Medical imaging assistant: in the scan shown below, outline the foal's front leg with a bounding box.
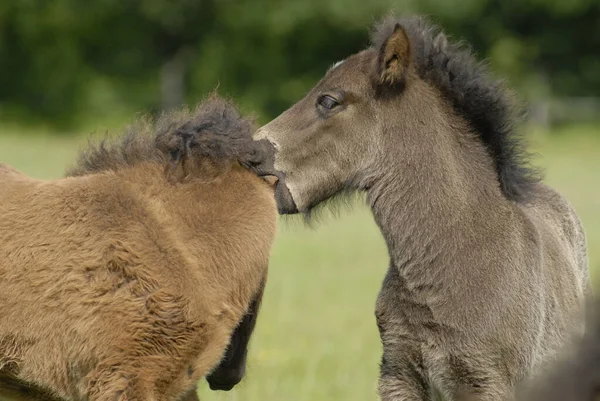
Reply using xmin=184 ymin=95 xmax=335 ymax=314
xmin=376 ymin=308 xmax=430 ymax=400
xmin=377 ymin=339 xmax=430 ymax=401
xmin=376 ymin=267 xmax=431 ymax=401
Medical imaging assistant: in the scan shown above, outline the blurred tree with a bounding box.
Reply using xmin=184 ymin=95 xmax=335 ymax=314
xmin=76 ymin=0 xmax=218 ymax=111
xmin=0 ymin=0 xmax=218 ymax=125
xmin=0 ymin=0 xmax=598 ymax=129
xmin=0 ymin=1 xmax=90 ymax=123
xmin=418 ymin=0 xmax=600 ymax=100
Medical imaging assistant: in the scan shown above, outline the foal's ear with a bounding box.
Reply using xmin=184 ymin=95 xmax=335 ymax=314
xmin=377 ymin=23 xmax=411 ymax=86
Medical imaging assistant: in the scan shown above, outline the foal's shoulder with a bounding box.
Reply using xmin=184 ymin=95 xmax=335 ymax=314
xmin=213 ymin=165 xmax=277 ymax=234
xmin=225 ymin=165 xmax=276 ymax=205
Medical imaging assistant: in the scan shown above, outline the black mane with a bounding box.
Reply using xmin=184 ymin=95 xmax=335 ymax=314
xmin=372 ymin=16 xmax=541 ymax=202
xmin=67 ymin=96 xmax=274 ymax=179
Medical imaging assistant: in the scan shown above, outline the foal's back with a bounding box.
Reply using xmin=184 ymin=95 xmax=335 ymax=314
xmin=0 ymin=162 xmax=276 ymax=400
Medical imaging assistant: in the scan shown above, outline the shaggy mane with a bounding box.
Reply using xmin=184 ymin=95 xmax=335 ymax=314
xmin=372 ymin=16 xmax=541 ymax=202
xmin=67 ymin=96 xmax=272 ymax=179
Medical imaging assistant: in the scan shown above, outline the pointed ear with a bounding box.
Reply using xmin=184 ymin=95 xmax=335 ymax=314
xmin=378 ymin=24 xmax=411 ymax=85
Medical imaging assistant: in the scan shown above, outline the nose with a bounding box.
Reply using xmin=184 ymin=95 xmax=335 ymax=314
xmin=206 ymin=365 xmax=245 ymax=392
xmin=207 ymin=380 xmax=236 ymax=391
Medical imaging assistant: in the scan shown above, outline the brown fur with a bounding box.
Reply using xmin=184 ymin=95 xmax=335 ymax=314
xmin=255 ymin=15 xmax=589 ymax=401
xmin=0 ymin=97 xmax=277 ymax=400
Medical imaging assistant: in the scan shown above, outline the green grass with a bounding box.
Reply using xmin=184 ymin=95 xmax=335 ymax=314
xmin=0 ymin=124 xmax=598 ymax=401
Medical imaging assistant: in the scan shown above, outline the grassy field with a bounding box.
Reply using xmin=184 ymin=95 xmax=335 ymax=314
xmin=0 ymin=124 xmax=598 ymax=401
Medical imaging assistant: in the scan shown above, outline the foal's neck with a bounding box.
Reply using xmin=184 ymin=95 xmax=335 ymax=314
xmin=366 ymin=110 xmax=514 ymax=282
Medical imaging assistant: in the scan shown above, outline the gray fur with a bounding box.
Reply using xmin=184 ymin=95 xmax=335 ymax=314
xmin=255 ymin=14 xmax=589 ymax=401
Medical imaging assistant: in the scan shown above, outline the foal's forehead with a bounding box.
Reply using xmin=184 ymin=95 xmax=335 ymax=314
xmin=320 ymin=50 xmax=374 ymax=90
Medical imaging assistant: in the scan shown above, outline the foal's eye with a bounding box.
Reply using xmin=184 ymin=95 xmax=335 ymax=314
xmin=317 ymin=95 xmax=340 ymax=110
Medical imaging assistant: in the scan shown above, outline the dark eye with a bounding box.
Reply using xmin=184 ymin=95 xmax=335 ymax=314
xmin=317 ymin=95 xmax=340 ymax=110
